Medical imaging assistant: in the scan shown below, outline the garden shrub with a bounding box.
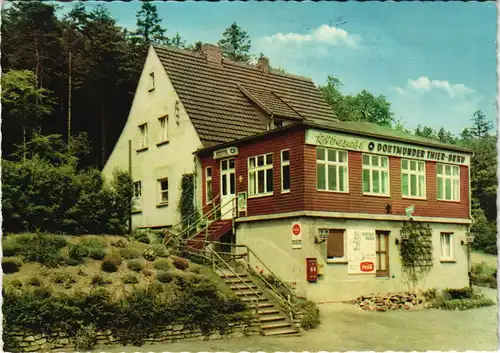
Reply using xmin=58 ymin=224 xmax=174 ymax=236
xmin=120 ymin=246 xmax=141 ymax=259
xmin=428 ymin=297 xmax=494 ymax=310
xmin=64 ymin=257 xmax=80 ymax=266
xmin=123 ymin=274 xmax=139 ymax=284
xmin=296 ymin=300 xmax=320 ymax=330
xmin=172 ymin=256 xmax=189 ymax=270
xmin=68 ymin=244 xmax=89 ymax=263
xmin=89 ymin=247 xmax=107 ymax=260
xmin=2 ymin=258 xmax=22 ymax=274
xmin=2 ymin=238 xmax=21 ymax=257
xmin=101 ymin=257 xmax=121 ymax=273
xmin=74 ymin=323 xmax=97 ymax=351
xmin=53 ymin=271 xmax=76 ymax=287
xmin=19 ymin=233 xmax=66 ymax=267
xmin=148 ymin=244 xmax=169 ymax=258
xmin=127 ymin=260 xmax=143 ymax=272
xmin=470 ymin=262 xmax=497 ymax=289
xmin=81 ymin=237 xmax=106 ymax=250
xmin=132 ymin=230 xmax=151 ymax=244
xmin=153 ymin=258 xmax=171 ymax=271
xmin=27 ymin=276 xmax=42 ymax=287
xmin=142 ymin=269 xmax=153 ymax=277
xmin=156 ymin=271 xmax=174 ymax=283
xmin=111 ymin=239 xmax=126 ymax=248
xmin=444 ymin=287 xmax=474 ymax=300
xmin=142 ymin=248 xmax=157 ymax=261
xmin=9 ymin=279 xmax=23 ymax=288
xmin=91 ymin=274 xmax=111 ymax=286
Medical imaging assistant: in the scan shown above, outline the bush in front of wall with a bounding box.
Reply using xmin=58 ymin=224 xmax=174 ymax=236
xmin=74 ymin=323 xmax=97 ymax=351
xmin=423 ymin=286 xmax=495 ymax=310
xmin=21 ymin=233 xmax=66 ymax=267
xmin=132 ymin=230 xmax=151 ymax=244
xmin=101 ymin=256 xmax=122 ymax=273
xmin=127 ymin=260 xmax=143 ymax=272
xmin=296 ymin=299 xmax=320 ymax=330
xmin=2 ymin=258 xmax=22 ymax=274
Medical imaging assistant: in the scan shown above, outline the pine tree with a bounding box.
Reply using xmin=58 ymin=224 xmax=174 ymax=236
xmin=134 ymin=1 xmax=169 ymax=45
xmin=170 ymin=33 xmax=186 ymax=48
xmin=470 ymin=110 xmax=493 ymax=139
xmin=217 ymin=22 xmax=252 ymax=63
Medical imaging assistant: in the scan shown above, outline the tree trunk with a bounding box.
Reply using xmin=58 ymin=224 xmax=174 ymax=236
xmin=101 ymin=103 xmax=106 ymax=168
xmin=68 ymin=50 xmax=72 ymax=149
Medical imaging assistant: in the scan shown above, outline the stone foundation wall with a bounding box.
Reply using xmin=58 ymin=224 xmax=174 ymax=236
xmin=7 ymin=321 xmax=261 ymax=352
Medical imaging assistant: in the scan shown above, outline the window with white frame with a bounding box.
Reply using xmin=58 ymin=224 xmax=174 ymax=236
xmin=248 ymin=153 xmax=273 ymax=196
xmin=401 ymin=159 xmax=426 ymax=198
xmin=440 ymin=232 xmax=453 ymax=260
xmin=158 ymin=116 xmax=168 ymax=142
xmin=133 ymin=181 xmax=142 ymax=210
xmin=148 ymin=72 xmax=155 ymax=91
xmin=139 ymin=123 xmax=148 ymax=149
xmin=362 ymin=154 xmax=389 ymax=195
xmin=281 ymin=150 xmax=290 ymax=192
xmin=206 ymin=167 xmax=213 ymax=204
xmin=316 ymin=147 xmax=348 ymax=192
xmin=158 ymin=178 xmax=168 ymax=204
xmin=437 ymin=164 xmax=460 ymax=201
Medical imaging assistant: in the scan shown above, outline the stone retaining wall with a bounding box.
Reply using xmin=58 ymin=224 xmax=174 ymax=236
xmin=7 ymin=320 xmax=261 ymax=352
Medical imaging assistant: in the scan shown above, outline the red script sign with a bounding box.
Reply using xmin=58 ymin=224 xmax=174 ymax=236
xmin=360 ymin=262 xmax=374 ymax=272
xmin=292 ymin=224 xmax=301 ymax=236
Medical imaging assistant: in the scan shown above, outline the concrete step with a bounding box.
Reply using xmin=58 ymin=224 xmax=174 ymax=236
xmin=259 ymin=315 xmax=286 ymax=323
xmin=260 ymin=308 xmax=280 ymax=315
xmin=235 ymin=289 xmax=263 ymax=296
xmin=229 ymin=284 xmax=258 ymax=290
xmin=261 ymin=322 xmax=293 ymax=331
xmin=240 ymin=296 xmax=268 ymax=303
xmin=262 ymin=327 xmax=300 ymax=336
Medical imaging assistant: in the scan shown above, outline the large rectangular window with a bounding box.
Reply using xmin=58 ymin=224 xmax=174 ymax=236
xmin=206 ymin=167 xmax=213 ymax=204
xmin=139 ymin=123 xmax=148 ymax=149
xmin=281 ymin=150 xmax=290 ymax=192
xmin=401 ymin=159 xmax=426 ymax=198
xmin=440 ymin=232 xmax=453 ymax=261
xmin=362 ymin=154 xmax=389 ymax=196
xmin=316 ymin=147 xmax=348 ymax=192
xmin=437 ymin=164 xmax=460 ymax=201
xmin=248 ymin=153 xmax=273 ymax=196
xmin=158 ymin=178 xmax=168 ymax=204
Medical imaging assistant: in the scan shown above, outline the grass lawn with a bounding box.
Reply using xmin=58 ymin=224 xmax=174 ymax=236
xmin=471 ymin=251 xmax=497 ymax=269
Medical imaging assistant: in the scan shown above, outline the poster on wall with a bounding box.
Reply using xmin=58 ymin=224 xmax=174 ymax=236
xmin=291 ymin=221 xmax=302 ymax=249
xmin=347 ymin=229 xmax=376 ymax=274
xmin=237 ymin=192 xmax=247 ymax=213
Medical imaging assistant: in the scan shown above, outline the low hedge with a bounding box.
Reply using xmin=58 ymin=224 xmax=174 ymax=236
xmin=296 ymin=299 xmax=320 ymax=330
xmin=424 ymin=286 xmax=495 ymax=310
xmin=428 ymin=297 xmax=495 ymax=310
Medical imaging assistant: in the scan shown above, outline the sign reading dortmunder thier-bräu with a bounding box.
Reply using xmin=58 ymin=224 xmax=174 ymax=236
xmin=305 ymin=129 xmax=471 ymax=166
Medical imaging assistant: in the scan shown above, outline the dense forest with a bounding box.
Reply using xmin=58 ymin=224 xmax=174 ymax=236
xmin=1 ymin=1 xmax=497 ymax=253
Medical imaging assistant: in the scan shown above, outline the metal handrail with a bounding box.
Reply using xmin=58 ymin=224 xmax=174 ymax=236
xmin=188 ymin=240 xmax=297 ymax=321
xmin=178 ymin=245 xmax=266 ymax=316
xmin=168 ymin=194 xmax=222 ymax=235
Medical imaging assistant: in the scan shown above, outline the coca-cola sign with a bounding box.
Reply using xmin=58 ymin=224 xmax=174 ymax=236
xmin=360 ymin=262 xmax=375 ymax=272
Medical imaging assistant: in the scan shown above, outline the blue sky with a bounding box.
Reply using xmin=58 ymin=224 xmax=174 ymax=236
xmin=54 ymin=1 xmax=497 ymax=135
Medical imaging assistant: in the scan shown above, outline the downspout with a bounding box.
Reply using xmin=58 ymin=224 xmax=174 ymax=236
xmin=129 ymin=139 xmax=133 ymax=233
xmin=467 ymin=152 xmax=474 ymax=285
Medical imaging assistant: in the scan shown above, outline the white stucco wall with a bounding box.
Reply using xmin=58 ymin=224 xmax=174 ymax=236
xmin=235 ymin=217 xmax=469 ymax=302
xmin=103 ymin=45 xmax=203 ymax=228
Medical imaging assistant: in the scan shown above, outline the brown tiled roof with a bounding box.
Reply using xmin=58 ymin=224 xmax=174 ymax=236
xmin=154 ymin=44 xmax=337 ymax=146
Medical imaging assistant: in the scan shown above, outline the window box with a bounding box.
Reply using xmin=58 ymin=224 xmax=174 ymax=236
xmin=156 ymin=140 xmax=169 ymax=147
xmin=136 ymin=146 xmax=149 ymax=153
xmin=156 ymin=202 xmax=169 ymax=208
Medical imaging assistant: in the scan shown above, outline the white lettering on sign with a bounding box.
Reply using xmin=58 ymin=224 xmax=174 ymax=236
xmin=305 ymin=129 xmax=470 ymax=166
xmin=292 ymin=221 xmax=302 ymax=249
xmin=213 ymin=146 xmax=239 ymax=159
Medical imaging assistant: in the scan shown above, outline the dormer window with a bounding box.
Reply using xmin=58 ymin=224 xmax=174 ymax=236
xmin=274 ymin=119 xmax=284 ymax=128
xmin=148 ymin=72 xmax=155 ymax=92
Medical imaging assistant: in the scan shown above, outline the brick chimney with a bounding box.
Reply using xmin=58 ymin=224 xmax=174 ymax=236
xmin=201 ymin=43 xmax=222 ymax=64
xmin=257 ymin=56 xmax=270 ymax=73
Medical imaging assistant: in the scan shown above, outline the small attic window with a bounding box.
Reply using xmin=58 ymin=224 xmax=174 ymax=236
xmin=148 ymin=72 xmax=155 ymax=92
xmin=274 ymin=119 xmax=284 ymax=128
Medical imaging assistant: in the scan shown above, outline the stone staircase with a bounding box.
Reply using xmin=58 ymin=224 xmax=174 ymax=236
xmin=217 ymin=270 xmax=300 ymax=336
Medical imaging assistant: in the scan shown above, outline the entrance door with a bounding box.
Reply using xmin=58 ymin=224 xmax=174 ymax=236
xmin=220 ymin=158 xmax=236 ymax=220
xmin=376 ymin=231 xmax=390 ymax=277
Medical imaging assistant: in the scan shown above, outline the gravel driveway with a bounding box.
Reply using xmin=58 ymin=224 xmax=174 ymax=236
xmin=98 ymin=287 xmax=497 ymax=352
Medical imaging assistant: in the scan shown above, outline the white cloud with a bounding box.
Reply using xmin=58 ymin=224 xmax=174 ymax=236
xmin=263 ymin=24 xmax=361 ymax=48
xmin=401 ymin=76 xmax=474 ymax=98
